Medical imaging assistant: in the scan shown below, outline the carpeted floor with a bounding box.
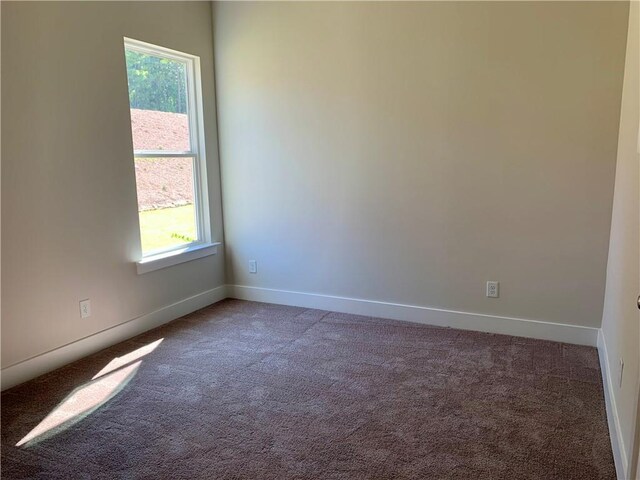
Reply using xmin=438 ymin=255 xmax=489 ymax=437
xmin=1 ymin=299 xmax=614 ymax=479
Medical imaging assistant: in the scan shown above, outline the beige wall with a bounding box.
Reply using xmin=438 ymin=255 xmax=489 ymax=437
xmin=601 ymin=0 xmax=639 ymax=476
xmin=214 ymin=2 xmax=627 ymax=327
xmin=1 ymin=2 xmax=225 ymax=368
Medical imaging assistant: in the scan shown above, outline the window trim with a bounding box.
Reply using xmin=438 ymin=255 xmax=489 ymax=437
xmin=136 ymin=242 xmax=222 ymax=275
xmin=124 ymin=37 xmax=213 ymax=267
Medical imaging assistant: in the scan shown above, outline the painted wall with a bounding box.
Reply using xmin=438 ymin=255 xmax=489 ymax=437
xmin=1 ymin=2 xmax=225 ymax=369
xmin=600 ymin=0 xmax=640 ymax=476
xmin=214 ymin=2 xmax=627 ymax=328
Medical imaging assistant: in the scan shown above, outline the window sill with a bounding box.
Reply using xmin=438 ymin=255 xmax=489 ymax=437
xmin=136 ymin=242 xmax=221 ymax=275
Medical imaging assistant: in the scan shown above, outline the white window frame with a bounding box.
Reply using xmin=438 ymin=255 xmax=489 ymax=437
xmin=124 ymin=38 xmax=218 ymax=274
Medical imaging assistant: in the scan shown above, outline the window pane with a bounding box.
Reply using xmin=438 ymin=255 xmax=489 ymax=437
xmin=125 ymin=49 xmax=191 ymax=151
xmin=135 ymin=157 xmax=198 ymax=254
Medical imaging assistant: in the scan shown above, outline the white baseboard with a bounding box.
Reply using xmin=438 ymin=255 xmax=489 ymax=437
xmin=598 ymin=330 xmax=627 ymax=479
xmin=1 ymin=283 xmax=600 ymax=390
xmin=227 ymin=285 xmax=598 ymax=347
xmin=0 ymin=285 xmax=228 ymax=391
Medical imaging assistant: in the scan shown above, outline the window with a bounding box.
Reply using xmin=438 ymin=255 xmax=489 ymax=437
xmin=124 ymin=38 xmax=216 ymax=273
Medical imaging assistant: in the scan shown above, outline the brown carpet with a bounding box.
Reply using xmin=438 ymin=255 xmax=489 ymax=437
xmin=1 ymin=299 xmax=615 ymax=479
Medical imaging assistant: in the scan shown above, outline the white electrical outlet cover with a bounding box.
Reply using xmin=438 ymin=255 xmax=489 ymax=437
xmin=486 ymin=281 xmax=499 ymax=298
xmin=79 ymin=299 xmax=91 ymax=318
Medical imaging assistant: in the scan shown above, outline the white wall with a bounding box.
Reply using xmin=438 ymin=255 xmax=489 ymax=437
xmin=600 ymin=0 xmax=640 ymax=477
xmin=1 ymin=2 xmax=225 ymax=370
xmin=214 ymin=2 xmax=627 ymax=329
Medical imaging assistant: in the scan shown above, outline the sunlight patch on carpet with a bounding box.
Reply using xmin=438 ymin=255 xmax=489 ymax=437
xmin=17 ymin=339 xmax=163 ymax=447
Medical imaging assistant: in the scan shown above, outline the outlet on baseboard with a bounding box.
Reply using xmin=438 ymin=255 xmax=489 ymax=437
xmin=486 ymin=281 xmax=499 ymax=298
xmin=618 ymin=358 xmax=624 ymax=388
xmin=79 ymin=299 xmax=91 ymax=319
xmin=249 ymin=260 xmax=257 ymax=274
